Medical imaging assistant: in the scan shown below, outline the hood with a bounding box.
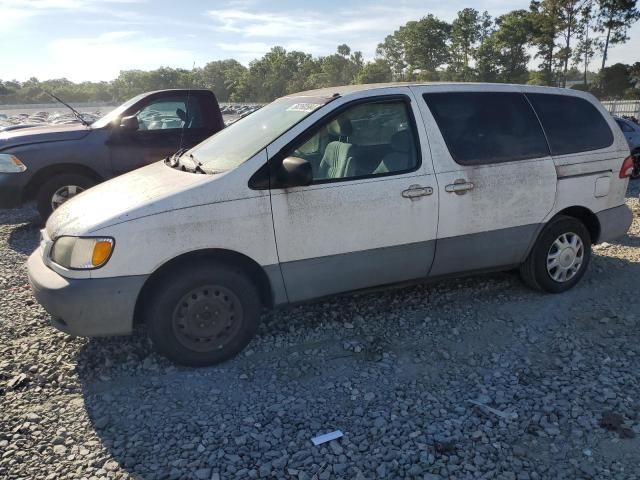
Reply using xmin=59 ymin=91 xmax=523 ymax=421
xmin=0 ymin=124 xmax=91 ymax=150
xmin=46 ymin=161 xmax=220 ymax=238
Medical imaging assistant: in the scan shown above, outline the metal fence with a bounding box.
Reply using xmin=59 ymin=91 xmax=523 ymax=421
xmin=601 ymin=100 xmax=640 ymax=118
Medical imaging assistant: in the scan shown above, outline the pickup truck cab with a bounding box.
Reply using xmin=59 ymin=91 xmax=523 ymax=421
xmin=28 ymin=83 xmax=633 ymax=366
xmin=0 ymin=89 xmax=223 ymax=220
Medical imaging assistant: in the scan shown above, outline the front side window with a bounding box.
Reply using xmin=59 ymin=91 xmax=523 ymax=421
xmin=284 ymin=99 xmax=419 ymax=182
xmin=527 ymin=93 xmax=614 ymax=155
xmin=136 ymin=98 xmax=203 ymax=131
xmin=423 ymin=92 xmax=549 ymax=166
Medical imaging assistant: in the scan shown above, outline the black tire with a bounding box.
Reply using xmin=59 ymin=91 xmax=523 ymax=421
xmin=631 ymin=151 xmax=640 ymax=180
xmin=520 ymin=215 xmax=592 ymax=293
xmin=144 ymin=261 xmax=262 ymax=367
xmin=36 ymin=173 xmax=96 ymax=221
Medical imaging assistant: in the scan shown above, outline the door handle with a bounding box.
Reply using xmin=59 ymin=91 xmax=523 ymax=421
xmin=402 ymin=184 xmax=433 ymax=200
xmin=445 ymin=179 xmax=474 ymax=195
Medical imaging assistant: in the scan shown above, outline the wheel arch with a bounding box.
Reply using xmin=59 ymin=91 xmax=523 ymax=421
xmin=23 ymin=163 xmax=104 ymax=202
xmin=552 ymin=206 xmax=601 ymax=244
xmin=133 ymin=249 xmax=275 ymax=325
xmin=523 ymin=206 xmax=601 ymax=262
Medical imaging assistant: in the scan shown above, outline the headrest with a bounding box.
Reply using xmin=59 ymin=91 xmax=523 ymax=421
xmin=390 ymin=130 xmax=412 ymax=153
xmin=176 ymin=108 xmax=188 ymax=122
xmin=327 ymin=117 xmax=353 ymax=137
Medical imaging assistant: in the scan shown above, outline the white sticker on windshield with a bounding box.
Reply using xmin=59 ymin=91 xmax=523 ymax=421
xmin=286 ymin=103 xmax=323 ymax=113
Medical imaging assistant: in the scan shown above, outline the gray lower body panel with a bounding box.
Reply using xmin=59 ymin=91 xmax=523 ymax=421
xmin=596 ymin=204 xmax=633 ymax=243
xmin=429 ymin=224 xmax=539 ymax=277
xmin=263 ymin=264 xmax=288 ymax=306
xmin=27 ymin=252 xmax=147 ymax=336
xmin=280 ymin=241 xmax=436 ymax=303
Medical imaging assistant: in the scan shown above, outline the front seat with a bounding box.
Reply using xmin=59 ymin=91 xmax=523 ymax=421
xmin=373 ymin=130 xmax=414 ymax=174
xmin=316 ymin=118 xmax=355 ymax=180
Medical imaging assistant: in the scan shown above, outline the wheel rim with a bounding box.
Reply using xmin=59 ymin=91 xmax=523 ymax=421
xmin=171 ymin=285 xmax=243 ymax=353
xmin=51 ymin=185 xmax=85 ymax=210
xmin=546 ymin=232 xmax=584 ymax=283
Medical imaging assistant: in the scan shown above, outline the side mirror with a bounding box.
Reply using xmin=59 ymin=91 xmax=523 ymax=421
xmin=120 ymin=115 xmax=139 ymax=131
xmin=277 ymin=157 xmax=312 ymax=188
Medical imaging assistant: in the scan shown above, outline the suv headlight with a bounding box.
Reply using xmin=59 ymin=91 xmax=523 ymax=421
xmin=0 ymin=154 xmax=27 ymax=173
xmin=50 ymin=236 xmax=115 ymax=270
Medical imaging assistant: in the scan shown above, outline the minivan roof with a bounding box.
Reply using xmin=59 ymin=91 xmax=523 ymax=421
xmin=284 ymin=82 xmax=595 ymax=101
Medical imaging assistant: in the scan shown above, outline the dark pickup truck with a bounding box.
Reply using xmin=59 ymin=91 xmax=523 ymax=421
xmin=0 ymin=89 xmax=224 ymax=220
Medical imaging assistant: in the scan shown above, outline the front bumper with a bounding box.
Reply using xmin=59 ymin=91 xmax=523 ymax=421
xmin=596 ymin=204 xmax=633 ymax=243
xmin=0 ymin=173 xmax=28 ymax=208
xmin=27 ymin=251 xmax=148 ymax=337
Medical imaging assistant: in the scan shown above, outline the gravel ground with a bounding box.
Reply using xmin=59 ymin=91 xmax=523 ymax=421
xmin=2 ymin=184 xmax=640 ymax=480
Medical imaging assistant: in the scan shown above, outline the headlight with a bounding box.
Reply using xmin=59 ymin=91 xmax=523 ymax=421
xmin=0 ymin=154 xmax=27 ymax=173
xmin=50 ymin=236 xmax=115 ymax=270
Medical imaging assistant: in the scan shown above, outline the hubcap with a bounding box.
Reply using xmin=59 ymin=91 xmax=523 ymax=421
xmin=546 ymin=232 xmax=584 ymax=283
xmin=172 ymin=285 xmax=243 ymax=352
xmin=51 ymin=185 xmax=84 ymax=210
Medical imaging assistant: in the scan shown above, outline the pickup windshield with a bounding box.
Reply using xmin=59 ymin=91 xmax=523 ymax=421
xmin=189 ymin=96 xmax=332 ymax=173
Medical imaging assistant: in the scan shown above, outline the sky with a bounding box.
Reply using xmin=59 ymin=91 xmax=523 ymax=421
xmin=1 ymin=0 xmax=639 ymax=82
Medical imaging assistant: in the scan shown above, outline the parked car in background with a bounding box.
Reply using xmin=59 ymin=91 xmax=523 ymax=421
xmin=614 ymin=115 xmax=640 ymax=178
xmin=28 ymin=83 xmax=633 ymax=366
xmin=0 ymin=89 xmax=224 ymax=220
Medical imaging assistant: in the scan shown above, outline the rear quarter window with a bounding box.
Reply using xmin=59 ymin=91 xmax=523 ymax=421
xmin=423 ymin=92 xmax=549 ymax=166
xmin=526 ymin=93 xmax=614 ymax=155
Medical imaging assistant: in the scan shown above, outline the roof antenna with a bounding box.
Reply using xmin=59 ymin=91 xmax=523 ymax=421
xmin=178 ymin=61 xmax=196 ymax=152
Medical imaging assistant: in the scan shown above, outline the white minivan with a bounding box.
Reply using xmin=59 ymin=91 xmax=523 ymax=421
xmin=28 ymin=83 xmax=634 ymax=366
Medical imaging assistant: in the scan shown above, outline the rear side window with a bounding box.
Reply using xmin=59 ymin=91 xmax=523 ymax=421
xmin=423 ymin=92 xmax=549 ymax=165
xmin=526 ymin=93 xmax=613 ymax=155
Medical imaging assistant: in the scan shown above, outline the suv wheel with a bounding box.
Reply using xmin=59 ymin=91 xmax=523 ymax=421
xmin=36 ymin=173 xmax=96 ymax=221
xmin=520 ymin=216 xmax=592 ymax=293
xmin=145 ymin=262 xmax=262 ymax=366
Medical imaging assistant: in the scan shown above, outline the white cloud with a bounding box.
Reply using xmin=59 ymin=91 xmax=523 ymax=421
xmin=39 ymin=32 xmax=204 ymax=81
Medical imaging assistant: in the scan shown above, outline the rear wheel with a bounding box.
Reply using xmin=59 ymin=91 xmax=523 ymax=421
xmin=36 ymin=173 xmax=96 ymax=221
xmin=144 ymin=262 xmax=262 ymax=366
xmin=520 ymin=216 xmax=591 ymax=293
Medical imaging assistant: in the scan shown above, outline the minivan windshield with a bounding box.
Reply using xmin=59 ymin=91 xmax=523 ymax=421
xmin=189 ymin=96 xmax=332 ymax=173
xmin=92 ymin=93 xmax=148 ymax=129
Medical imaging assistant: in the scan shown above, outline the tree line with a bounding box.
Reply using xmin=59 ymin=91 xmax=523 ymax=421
xmin=1 ymin=0 xmax=639 ymax=106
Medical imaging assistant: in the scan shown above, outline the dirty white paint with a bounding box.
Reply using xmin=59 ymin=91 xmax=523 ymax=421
xmin=268 ymin=87 xmax=438 ymax=263
xmin=40 ymin=83 xmax=630 ymax=289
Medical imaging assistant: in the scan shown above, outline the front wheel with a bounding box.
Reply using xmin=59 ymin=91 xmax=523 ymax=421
xmin=144 ymin=262 xmax=262 ymax=366
xmin=36 ymin=173 xmax=96 ymax=221
xmin=520 ymin=216 xmax=592 ymax=293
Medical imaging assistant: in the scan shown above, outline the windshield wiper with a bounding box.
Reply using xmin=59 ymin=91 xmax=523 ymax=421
xmin=184 ymin=152 xmax=210 ymax=174
xmin=44 ymin=90 xmax=91 ymax=127
xmin=166 ymin=148 xmax=188 ymax=168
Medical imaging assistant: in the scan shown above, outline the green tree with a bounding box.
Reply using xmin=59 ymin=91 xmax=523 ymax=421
xmin=400 ymin=15 xmax=451 ymax=73
xmin=449 ymin=8 xmax=482 ymax=80
xmin=196 ymin=59 xmax=247 ymax=102
xmin=477 ymin=10 xmax=533 ymax=84
xmin=355 ymin=59 xmax=393 ymax=83
xmin=378 ymin=15 xmax=451 ymax=77
xmin=596 ymin=0 xmax=640 ymax=70
xmin=530 ymin=0 xmax=562 ymax=84
xmin=376 ymin=34 xmax=407 ymax=77
xmin=598 ymin=62 xmax=632 ymax=97
xmin=556 ymin=0 xmax=585 ymax=87
xmin=574 ymin=0 xmax=602 ymax=85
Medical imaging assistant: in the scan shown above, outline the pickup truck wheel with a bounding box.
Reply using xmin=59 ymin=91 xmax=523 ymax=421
xmin=36 ymin=173 xmax=96 ymax=221
xmin=520 ymin=216 xmax=591 ymax=293
xmin=145 ymin=262 xmax=261 ymax=367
